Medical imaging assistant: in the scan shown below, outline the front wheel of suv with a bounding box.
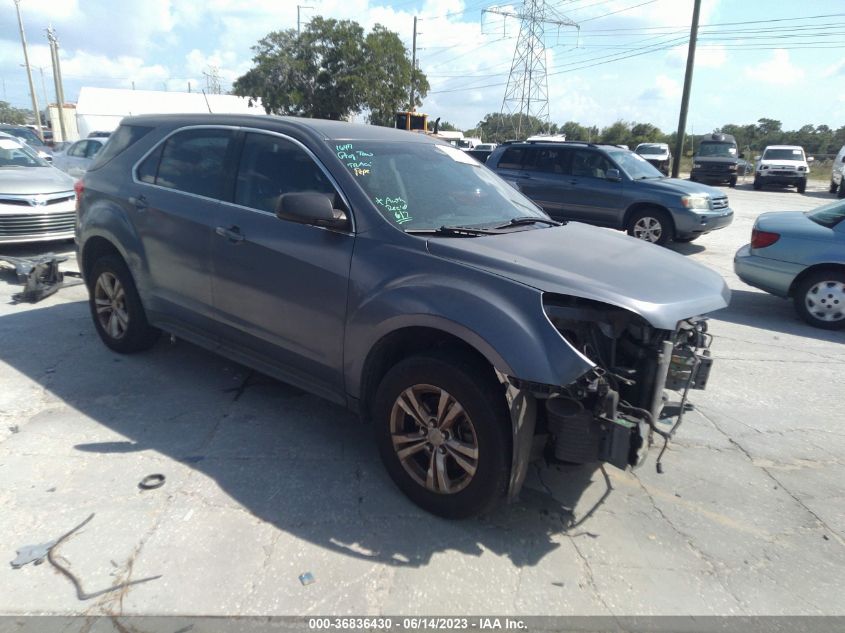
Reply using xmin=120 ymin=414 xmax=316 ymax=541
xmin=797 ymin=178 xmax=807 ymax=194
xmin=627 ymin=208 xmax=674 ymax=246
xmin=88 ymin=255 xmax=160 ymax=353
xmin=753 ymin=177 xmax=762 ymax=191
xmin=373 ymin=351 xmax=510 ymax=518
xmin=829 ymin=179 xmax=838 ymax=194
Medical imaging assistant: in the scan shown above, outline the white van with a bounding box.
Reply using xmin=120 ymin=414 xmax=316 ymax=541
xmin=830 ymin=144 xmax=845 ymax=198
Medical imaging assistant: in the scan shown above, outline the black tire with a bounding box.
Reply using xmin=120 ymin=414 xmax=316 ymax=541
xmin=729 ymin=176 xmax=737 ymax=188
xmin=372 ymin=351 xmax=510 ymax=518
xmin=88 ymin=255 xmax=160 ymax=353
xmin=830 ymin=179 xmax=838 ymax=194
xmin=839 ymin=182 xmax=845 ymax=199
xmin=797 ymin=178 xmax=806 ymax=194
xmin=626 ymin=208 xmax=674 ymax=246
xmin=753 ymin=177 xmax=762 ymax=191
xmin=793 ymin=269 xmax=845 ymax=330
xmin=673 ymin=235 xmax=700 ymax=243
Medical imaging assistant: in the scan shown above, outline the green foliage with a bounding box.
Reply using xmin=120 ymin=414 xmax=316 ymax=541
xmin=469 ymin=113 xmax=558 ymax=143
xmin=437 ymin=121 xmax=459 ymax=132
xmin=233 ymin=18 xmax=427 ymax=123
xmin=0 ymin=101 xmax=28 ymax=125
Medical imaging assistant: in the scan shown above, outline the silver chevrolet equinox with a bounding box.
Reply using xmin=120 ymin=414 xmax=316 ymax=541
xmin=75 ymin=114 xmax=730 ymax=518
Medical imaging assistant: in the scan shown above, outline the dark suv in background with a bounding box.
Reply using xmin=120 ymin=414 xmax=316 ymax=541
xmin=690 ymin=133 xmax=741 ymax=188
xmin=75 ymin=114 xmax=729 ymax=517
xmin=487 ymin=141 xmax=733 ymax=245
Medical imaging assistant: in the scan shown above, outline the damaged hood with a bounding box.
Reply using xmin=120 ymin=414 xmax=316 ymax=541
xmin=426 ymin=222 xmax=731 ymax=330
xmin=0 ymin=167 xmax=75 ymax=195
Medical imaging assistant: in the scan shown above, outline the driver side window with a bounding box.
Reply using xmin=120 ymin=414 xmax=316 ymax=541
xmin=234 ymin=133 xmax=338 ymax=214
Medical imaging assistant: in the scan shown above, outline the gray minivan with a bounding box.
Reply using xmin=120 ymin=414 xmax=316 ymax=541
xmin=487 ymin=141 xmax=734 ymax=245
xmin=75 ymin=115 xmax=729 ymax=517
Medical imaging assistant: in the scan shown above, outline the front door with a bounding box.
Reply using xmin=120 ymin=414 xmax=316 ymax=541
xmin=566 ymin=149 xmax=627 ymax=226
xmin=210 ymin=131 xmax=354 ymax=403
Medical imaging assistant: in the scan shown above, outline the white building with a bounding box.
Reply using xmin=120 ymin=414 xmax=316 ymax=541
xmin=73 ymin=87 xmax=263 ymax=139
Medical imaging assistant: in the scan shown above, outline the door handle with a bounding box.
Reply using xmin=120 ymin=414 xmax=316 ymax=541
xmin=215 ymin=225 xmax=245 ymax=243
xmin=129 ymin=195 xmax=148 ymax=211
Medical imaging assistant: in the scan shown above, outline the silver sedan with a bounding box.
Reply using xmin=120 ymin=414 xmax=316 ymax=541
xmin=51 ymin=137 xmax=108 ymax=178
xmin=734 ymin=199 xmax=845 ymax=329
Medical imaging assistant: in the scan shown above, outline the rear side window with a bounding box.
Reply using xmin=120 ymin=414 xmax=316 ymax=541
xmin=145 ymin=129 xmax=234 ymax=199
xmin=68 ymin=141 xmax=88 ymax=158
xmin=498 ymin=147 xmax=527 ymax=170
xmin=88 ymin=124 xmax=153 ymax=170
xmin=526 ymin=147 xmax=570 ymax=175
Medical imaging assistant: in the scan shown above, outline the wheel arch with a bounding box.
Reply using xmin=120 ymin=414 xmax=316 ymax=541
xmin=623 ymin=202 xmax=675 ymax=232
xmin=788 ymin=263 xmax=845 ymax=297
xmin=80 ymin=235 xmax=126 ymax=285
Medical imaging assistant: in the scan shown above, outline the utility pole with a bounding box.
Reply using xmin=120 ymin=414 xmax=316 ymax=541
xmin=13 ymin=0 xmax=43 ymax=139
xmin=672 ymin=0 xmax=701 ymax=178
xmin=409 ymin=16 xmax=418 ymax=111
xmin=19 ymin=64 xmax=49 ymax=108
xmin=297 ymin=5 xmax=313 ymax=35
xmin=46 ymin=26 xmax=67 ymax=142
xmin=484 ymin=1 xmax=578 ymax=139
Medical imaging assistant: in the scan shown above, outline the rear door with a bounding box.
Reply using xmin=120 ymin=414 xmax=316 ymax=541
xmin=64 ymin=140 xmax=90 ymax=177
xmin=517 ymin=146 xmax=573 ymax=220
xmin=132 ymin=126 xmax=236 ymax=333
xmin=210 ymin=130 xmax=354 ymax=403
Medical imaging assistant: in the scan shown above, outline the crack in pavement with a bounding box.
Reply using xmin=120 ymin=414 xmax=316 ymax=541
xmin=696 ymin=408 xmax=845 ymax=548
xmin=631 ymin=472 xmax=748 ymax=614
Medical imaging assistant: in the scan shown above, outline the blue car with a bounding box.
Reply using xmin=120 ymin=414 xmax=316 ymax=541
xmin=734 ymin=199 xmax=845 ymax=329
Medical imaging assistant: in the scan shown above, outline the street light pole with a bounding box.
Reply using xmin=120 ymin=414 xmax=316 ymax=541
xmin=13 ymin=0 xmax=43 ymax=139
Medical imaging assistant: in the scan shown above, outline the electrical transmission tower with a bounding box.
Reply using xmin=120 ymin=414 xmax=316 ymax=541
xmin=483 ymin=1 xmax=577 ymax=138
xmin=203 ymin=66 xmax=222 ymax=94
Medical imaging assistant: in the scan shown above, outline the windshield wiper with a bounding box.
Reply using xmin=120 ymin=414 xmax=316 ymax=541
xmin=405 ymin=225 xmax=502 ymax=237
xmin=492 ymin=216 xmax=564 ymax=229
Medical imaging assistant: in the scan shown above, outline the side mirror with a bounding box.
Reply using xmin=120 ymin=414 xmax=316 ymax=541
xmin=841 ymin=156 xmax=845 ymax=163
xmin=276 ymin=192 xmax=349 ymax=230
xmin=605 ymin=168 xmax=622 ymax=182
xmin=754 ymin=155 xmax=761 ymax=161
xmin=807 ymin=156 xmax=815 ymax=163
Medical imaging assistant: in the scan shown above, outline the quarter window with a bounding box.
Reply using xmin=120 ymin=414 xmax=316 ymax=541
xmin=234 ymin=133 xmax=337 ymax=214
xmin=68 ymin=141 xmax=88 ymax=158
xmin=526 ymin=147 xmax=570 ymax=175
xmin=149 ymin=129 xmax=234 ymax=199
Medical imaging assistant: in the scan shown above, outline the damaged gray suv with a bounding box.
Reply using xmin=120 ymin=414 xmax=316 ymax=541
xmin=76 ymin=114 xmax=729 ymax=518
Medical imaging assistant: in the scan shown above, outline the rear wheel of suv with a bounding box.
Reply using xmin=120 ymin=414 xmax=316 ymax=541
xmin=372 ymin=351 xmax=510 ymax=518
xmin=793 ymin=269 xmax=845 ymax=330
xmin=88 ymin=255 xmax=160 ymax=353
xmin=797 ymin=179 xmax=807 ymax=194
xmin=627 ymin=208 xmax=674 ymax=246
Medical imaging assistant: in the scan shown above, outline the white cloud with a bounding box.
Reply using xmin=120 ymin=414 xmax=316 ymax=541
xmin=743 ymin=50 xmax=805 ymax=86
xmin=639 ymin=74 xmax=681 ymax=101
xmin=668 ymin=44 xmax=727 ymax=69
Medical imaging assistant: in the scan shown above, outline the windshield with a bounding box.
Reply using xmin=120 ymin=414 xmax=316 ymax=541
xmin=763 ymin=148 xmax=805 ymax=161
xmin=332 ymin=140 xmax=547 ymax=231
xmin=606 ymin=149 xmax=664 ymax=180
xmin=808 ymin=199 xmax=845 ymax=228
xmin=698 ymin=142 xmax=736 ymax=158
xmin=2 ymin=127 xmax=45 ymax=148
xmin=0 ymin=138 xmax=49 ymax=168
xmin=636 ymin=145 xmax=666 ymax=155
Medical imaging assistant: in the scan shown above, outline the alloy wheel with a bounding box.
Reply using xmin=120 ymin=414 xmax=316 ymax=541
xmin=389 ymin=384 xmax=479 ymax=495
xmin=805 ymin=280 xmax=845 ymax=323
xmin=632 ymin=216 xmax=663 ymax=243
xmin=94 ymin=272 xmax=129 ymax=339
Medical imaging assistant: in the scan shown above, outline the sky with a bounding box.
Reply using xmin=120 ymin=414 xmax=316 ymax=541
xmin=2 ymin=0 xmax=845 ymax=134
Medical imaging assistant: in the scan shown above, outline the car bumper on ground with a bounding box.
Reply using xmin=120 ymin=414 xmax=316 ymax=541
xmin=733 ymin=244 xmax=804 ymax=297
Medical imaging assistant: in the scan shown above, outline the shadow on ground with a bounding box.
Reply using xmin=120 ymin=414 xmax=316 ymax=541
xmin=0 ymin=299 xmax=608 ymax=571
xmin=713 ymin=288 xmax=844 ymax=341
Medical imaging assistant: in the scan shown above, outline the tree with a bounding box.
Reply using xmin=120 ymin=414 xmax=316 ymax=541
xmin=363 ymin=25 xmax=429 ymax=126
xmin=600 ymin=120 xmax=631 ymax=146
xmin=469 ymin=113 xmax=555 ymax=143
xmin=233 ymin=18 xmax=427 ymax=123
xmin=0 ymin=101 xmax=27 ymax=125
xmin=437 ymin=121 xmax=459 ymax=132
